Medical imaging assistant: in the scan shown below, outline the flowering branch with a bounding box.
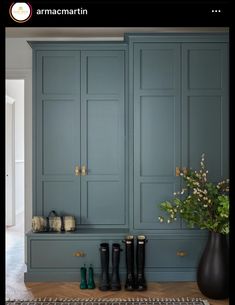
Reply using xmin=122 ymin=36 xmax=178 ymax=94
xmin=158 ymin=154 xmax=229 ymax=234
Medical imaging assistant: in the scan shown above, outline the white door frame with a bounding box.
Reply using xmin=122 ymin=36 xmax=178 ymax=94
xmin=6 ymin=95 xmax=15 ymax=226
xmin=6 ymin=69 xmax=32 ymax=263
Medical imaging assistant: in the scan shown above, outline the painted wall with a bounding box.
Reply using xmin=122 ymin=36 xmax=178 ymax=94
xmin=6 ymin=80 xmax=24 ymax=217
xmin=6 ymin=38 xmax=32 ymax=69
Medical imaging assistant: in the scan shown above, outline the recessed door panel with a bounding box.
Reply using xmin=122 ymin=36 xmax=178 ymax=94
xmin=43 ymin=181 xmax=80 ymax=220
xmin=85 ymin=52 xmax=123 ymax=94
xmin=139 ymin=183 xmax=180 ymax=229
xmin=42 ymin=53 xmax=78 ymax=94
xmin=86 ymin=100 xmax=119 ymax=175
xmin=140 ymin=96 xmax=176 ymax=177
xmin=82 ymin=181 xmax=125 ymax=225
xmin=188 ymin=96 xmax=223 ymax=180
xmin=42 ymin=100 xmax=77 ymax=175
xmin=188 ymin=49 xmax=222 ymax=89
xmin=140 ymin=48 xmax=175 ymax=90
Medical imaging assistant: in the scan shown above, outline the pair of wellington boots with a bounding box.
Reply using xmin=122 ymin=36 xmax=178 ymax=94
xmin=123 ymin=235 xmax=147 ymax=291
xmin=99 ymin=243 xmax=122 ymax=291
xmin=80 ymin=265 xmax=96 ymax=289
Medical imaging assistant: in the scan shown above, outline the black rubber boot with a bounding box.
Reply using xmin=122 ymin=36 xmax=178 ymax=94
xmin=111 ymin=243 xmax=121 ymax=291
xmin=99 ymin=243 xmax=110 ymax=291
xmin=136 ymin=235 xmax=147 ymax=291
xmin=123 ymin=235 xmax=135 ymax=291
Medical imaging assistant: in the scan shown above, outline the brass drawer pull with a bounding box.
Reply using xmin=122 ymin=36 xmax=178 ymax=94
xmin=73 ymin=251 xmax=86 ymax=257
xmin=176 ymin=250 xmax=188 ymax=257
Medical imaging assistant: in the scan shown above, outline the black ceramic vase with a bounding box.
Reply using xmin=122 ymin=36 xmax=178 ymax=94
xmin=197 ymin=231 xmax=229 ymax=299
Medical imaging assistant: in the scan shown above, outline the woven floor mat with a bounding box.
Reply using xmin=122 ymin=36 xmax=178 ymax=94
xmin=5 ymin=297 xmax=210 ymax=305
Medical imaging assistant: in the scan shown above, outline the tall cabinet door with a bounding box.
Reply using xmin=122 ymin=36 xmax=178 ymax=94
xmin=182 ymin=43 xmax=229 ymax=182
xmin=35 ymin=51 xmax=81 ymax=222
xmin=80 ymin=50 xmax=126 ymax=227
xmin=133 ymin=43 xmax=181 ymax=230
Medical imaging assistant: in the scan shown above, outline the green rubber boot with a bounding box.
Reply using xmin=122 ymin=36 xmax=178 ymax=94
xmin=88 ymin=265 xmax=96 ymax=289
xmin=80 ymin=265 xmax=88 ymax=289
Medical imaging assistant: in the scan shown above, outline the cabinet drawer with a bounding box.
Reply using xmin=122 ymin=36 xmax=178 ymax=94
xmin=30 ymin=240 xmax=99 ymax=269
xmin=146 ymin=238 xmax=206 ymax=268
xmin=30 ymin=239 xmax=125 ymax=269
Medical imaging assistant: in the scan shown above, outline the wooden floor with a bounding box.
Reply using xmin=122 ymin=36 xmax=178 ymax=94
xmin=6 ymin=214 xmax=228 ymax=305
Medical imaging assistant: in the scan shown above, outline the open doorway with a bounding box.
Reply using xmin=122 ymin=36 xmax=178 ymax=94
xmin=6 ymin=80 xmax=26 ymax=289
xmin=6 ymin=79 xmax=25 ymax=229
xmin=5 ymin=70 xmax=31 ymax=297
xmin=6 ymin=93 xmax=15 ymax=227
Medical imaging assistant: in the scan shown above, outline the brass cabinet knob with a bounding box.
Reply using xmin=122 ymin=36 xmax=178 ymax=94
xmin=175 ymin=167 xmax=189 ymax=176
xmin=175 ymin=166 xmax=181 ymax=176
xmin=182 ymin=167 xmax=188 ymax=175
xmin=81 ymin=165 xmax=87 ymax=176
xmin=73 ymin=251 xmax=86 ymax=257
xmin=176 ymin=250 xmax=188 ymax=257
xmin=74 ymin=165 xmax=80 ymax=176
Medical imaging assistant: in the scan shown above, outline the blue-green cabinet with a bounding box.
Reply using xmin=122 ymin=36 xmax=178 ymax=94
xmin=128 ymin=35 xmax=229 ymax=232
xmin=33 ymin=45 xmax=127 ymax=228
xmin=26 ymin=34 xmax=229 ymax=282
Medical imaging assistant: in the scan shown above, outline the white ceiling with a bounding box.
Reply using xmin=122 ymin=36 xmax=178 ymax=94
xmin=6 ymin=27 xmax=229 ymax=39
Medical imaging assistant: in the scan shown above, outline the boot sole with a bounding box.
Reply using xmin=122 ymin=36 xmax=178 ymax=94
xmin=99 ymin=286 xmax=110 ymax=291
xmin=111 ymin=285 xmax=121 ymax=291
xmin=125 ymin=286 xmax=135 ymax=291
xmin=136 ymin=287 xmax=147 ymax=291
